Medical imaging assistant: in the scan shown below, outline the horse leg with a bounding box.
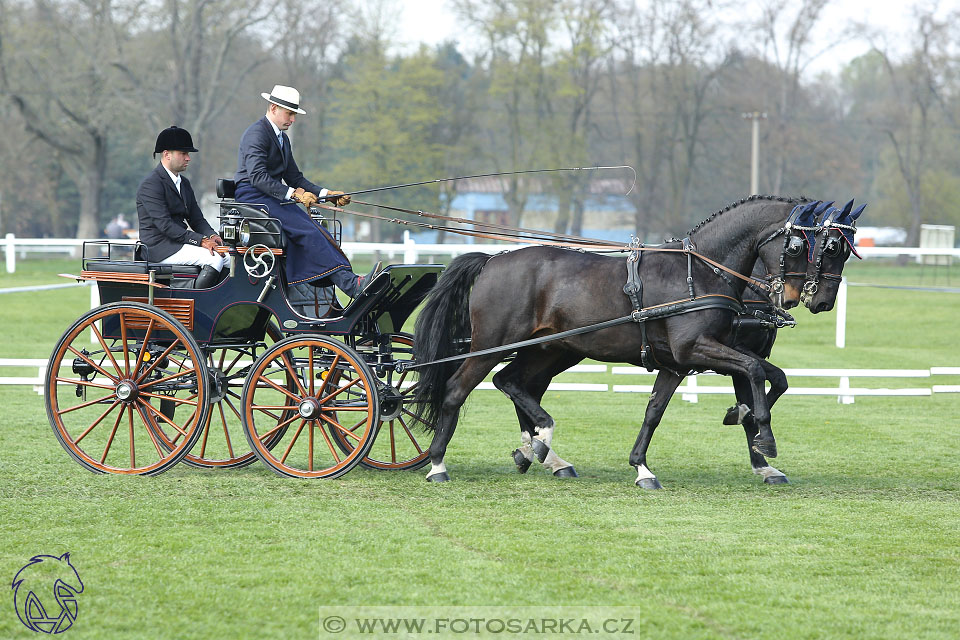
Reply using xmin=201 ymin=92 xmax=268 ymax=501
xmin=426 ymin=354 xmax=503 ymax=482
xmin=731 ymin=374 xmax=789 ymax=485
xmin=493 ymin=349 xmax=582 ymax=478
xmin=628 ymin=369 xmax=684 ymax=489
xmin=681 ymin=338 xmax=779 ymax=458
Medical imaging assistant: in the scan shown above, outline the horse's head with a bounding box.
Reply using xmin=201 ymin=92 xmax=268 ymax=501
xmin=801 ymin=199 xmax=865 ymax=313
xmin=756 ymin=200 xmax=828 ymax=309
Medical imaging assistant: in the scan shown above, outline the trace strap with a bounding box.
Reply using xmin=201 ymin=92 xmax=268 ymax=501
xmin=397 ymin=294 xmax=744 ymax=372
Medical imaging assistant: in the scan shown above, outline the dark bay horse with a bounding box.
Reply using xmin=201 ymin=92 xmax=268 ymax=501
xmin=413 ymin=196 xmax=831 ymax=484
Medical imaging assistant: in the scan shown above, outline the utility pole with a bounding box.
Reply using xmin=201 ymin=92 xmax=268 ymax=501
xmin=741 ymin=111 xmax=767 ymax=195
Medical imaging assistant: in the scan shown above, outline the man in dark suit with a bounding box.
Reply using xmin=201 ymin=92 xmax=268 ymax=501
xmin=234 ymin=84 xmax=379 ymax=295
xmin=136 ymin=126 xmax=227 ymax=287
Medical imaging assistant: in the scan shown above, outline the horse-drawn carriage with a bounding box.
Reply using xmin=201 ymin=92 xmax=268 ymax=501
xmin=45 ymin=180 xmax=442 ymax=477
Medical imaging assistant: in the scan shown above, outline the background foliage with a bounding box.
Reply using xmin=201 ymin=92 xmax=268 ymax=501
xmin=2 ymin=0 xmax=960 ymax=243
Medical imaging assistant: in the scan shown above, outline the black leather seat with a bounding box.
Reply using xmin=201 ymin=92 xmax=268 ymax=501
xmin=85 ymin=261 xmax=203 ymax=289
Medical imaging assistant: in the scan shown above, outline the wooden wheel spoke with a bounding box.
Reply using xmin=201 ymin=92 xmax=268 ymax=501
xmin=315 ymin=353 xmax=339 ymax=398
xmin=119 ymin=313 xmax=132 ymax=377
xmin=55 ymin=376 xmax=116 ymax=392
xmin=135 ymin=337 xmax=183 ymax=382
xmin=139 ymin=367 xmax=197 ymax=390
xmin=132 ymin=318 xmax=156 ymax=374
xmin=224 ymin=396 xmax=243 ymax=422
xmin=256 ymin=412 xmax=301 ymax=443
xmin=127 ymin=406 xmax=136 ymax=468
xmin=401 ymin=407 xmax=432 ymax=430
xmin=73 ymin=400 xmax=121 ymax=444
xmin=65 ymin=346 xmax=120 ymax=383
xmin=318 ymin=422 xmax=341 ymax=464
xmin=389 ymin=422 xmax=397 ymax=463
xmin=308 ymin=421 xmax=314 ymax=471
xmin=308 ymin=348 xmax=315 ymax=396
xmin=318 ymin=376 xmax=362 ymax=405
xmin=255 ymin=374 xmax=303 ymax=403
xmin=278 ymin=351 xmax=309 ymax=397
xmin=99 ymin=408 xmax=125 ymax=464
xmin=140 ymin=401 xmax=191 ymax=438
xmin=279 ymin=421 xmax=306 ymax=463
xmin=56 ymin=392 xmax=116 ymax=415
xmin=89 ymin=323 xmax=124 ymax=377
xmin=321 ymin=415 xmax=362 ymax=442
xmin=136 ymin=404 xmax=166 ymax=460
xmin=396 ymin=415 xmax=425 ymax=453
xmin=218 ymin=402 xmax=235 ymax=458
xmin=139 ymin=391 xmax=198 ymax=407
xmin=251 ymin=403 xmax=299 ymax=411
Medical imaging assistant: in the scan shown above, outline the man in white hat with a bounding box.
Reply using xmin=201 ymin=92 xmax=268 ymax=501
xmin=233 ymin=84 xmax=379 ymax=295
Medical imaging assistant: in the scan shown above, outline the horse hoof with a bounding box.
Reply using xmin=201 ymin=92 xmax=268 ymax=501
xmin=722 ymin=406 xmax=740 ymax=425
xmin=635 ymin=477 xmax=663 ymax=490
xmin=531 ymin=439 xmax=549 ymax=463
xmin=426 ymin=472 xmax=450 ymax=483
xmin=752 ymin=439 xmax=778 ymax=458
xmin=764 ymin=474 xmax=789 ymax=485
xmin=553 ymin=466 xmax=578 ymax=478
xmin=512 ymin=449 xmax=532 ymax=474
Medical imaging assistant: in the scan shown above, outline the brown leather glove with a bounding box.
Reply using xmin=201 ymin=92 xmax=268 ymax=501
xmin=292 ymin=188 xmax=319 ymax=207
xmin=326 ymin=190 xmax=351 ymax=207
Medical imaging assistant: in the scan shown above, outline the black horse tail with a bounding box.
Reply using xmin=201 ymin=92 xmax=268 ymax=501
xmin=412 ymin=252 xmax=493 ymax=429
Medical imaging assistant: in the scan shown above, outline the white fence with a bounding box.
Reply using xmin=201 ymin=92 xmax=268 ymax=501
xmin=6 ymin=232 xmax=960 ymax=274
xmin=6 ymin=358 xmax=957 ymax=402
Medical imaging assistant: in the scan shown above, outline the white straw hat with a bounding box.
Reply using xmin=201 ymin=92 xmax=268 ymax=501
xmin=261 ymin=85 xmax=306 ymax=114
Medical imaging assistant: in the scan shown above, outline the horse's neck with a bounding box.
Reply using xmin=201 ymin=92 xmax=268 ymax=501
xmin=689 ymin=207 xmax=781 ymax=277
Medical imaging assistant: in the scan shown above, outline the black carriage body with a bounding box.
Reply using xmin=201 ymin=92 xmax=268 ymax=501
xmin=82 ymin=245 xmax=442 ymax=350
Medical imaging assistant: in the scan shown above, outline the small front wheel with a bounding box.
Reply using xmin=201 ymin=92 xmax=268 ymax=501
xmin=241 ymin=335 xmax=379 ymax=478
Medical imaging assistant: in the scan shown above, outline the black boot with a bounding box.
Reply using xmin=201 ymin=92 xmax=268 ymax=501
xmin=194 ymin=265 xmax=220 ymax=288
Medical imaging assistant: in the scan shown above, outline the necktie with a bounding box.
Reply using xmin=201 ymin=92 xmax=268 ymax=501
xmin=277 ymin=132 xmax=283 ymax=150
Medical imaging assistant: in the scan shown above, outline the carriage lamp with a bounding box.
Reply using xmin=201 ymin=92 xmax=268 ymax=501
xmin=219 ymin=214 xmax=251 ymax=247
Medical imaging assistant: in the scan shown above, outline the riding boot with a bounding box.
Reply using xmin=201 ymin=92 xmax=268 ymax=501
xmin=194 ymin=265 xmax=220 ymax=289
xmin=328 ymin=262 xmax=382 ymax=298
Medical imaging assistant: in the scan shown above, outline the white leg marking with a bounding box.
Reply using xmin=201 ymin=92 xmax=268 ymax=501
xmin=516 ymin=431 xmax=534 ymax=461
xmin=635 ymin=464 xmax=657 ymax=482
xmin=753 ymin=465 xmax=786 ymax=481
xmin=533 ymin=423 xmax=555 ymax=447
xmin=542 ymin=449 xmax=573 ymax=473
xmin=426 ymin=461 xmax=447 ymax=479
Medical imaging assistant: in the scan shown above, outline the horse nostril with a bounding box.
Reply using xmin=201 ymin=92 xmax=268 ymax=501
xmin=814 ymin=301 xmax=833 ymax=313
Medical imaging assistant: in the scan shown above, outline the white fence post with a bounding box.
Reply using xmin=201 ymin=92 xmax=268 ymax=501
xmin=682 ymin=374 xmax=699 ymax=403
xmin=403 ymin=230 xmax=418 ymax=264
xmin=4 ymin=233 xmax=14 ymax=274
xmin=835 ymin=276 xmax=847 ymax=348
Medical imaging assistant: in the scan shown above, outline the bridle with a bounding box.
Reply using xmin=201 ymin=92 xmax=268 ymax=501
xmin=756 ymin=201 xmax=823 ymax=308
xmin=801 ymin=203 xmax=861 ymax=303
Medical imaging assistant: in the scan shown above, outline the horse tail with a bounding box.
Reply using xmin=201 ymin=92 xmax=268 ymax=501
xmin=412 ymin=252 xmax=493 ymax=429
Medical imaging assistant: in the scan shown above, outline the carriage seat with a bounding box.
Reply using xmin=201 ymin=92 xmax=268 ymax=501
xmin=217 ymin=178 xmax=285 ymax=250
xmin=85 ymin=260 xmax=205 ymax=289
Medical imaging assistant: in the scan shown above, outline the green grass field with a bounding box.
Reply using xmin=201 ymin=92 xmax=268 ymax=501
xmin=1 ymin=257 xmax=959 ymax=639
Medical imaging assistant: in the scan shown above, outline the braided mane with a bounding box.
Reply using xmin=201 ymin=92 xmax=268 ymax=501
xmin=681 ymin=195 xmax=810 ymax=239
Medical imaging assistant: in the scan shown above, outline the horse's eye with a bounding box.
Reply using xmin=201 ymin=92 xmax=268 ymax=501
xmin=785 ymin=235 xmax=804 ymax=257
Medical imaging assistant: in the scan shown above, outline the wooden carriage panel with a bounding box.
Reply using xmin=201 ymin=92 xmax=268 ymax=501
xmin=121 ymin=297 xmax=195 ymax=331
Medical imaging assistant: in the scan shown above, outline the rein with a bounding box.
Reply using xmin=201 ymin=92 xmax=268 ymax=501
xmin=315 ymin=201 xmax=773 ymax=293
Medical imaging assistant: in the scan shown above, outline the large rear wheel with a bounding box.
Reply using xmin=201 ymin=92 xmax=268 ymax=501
xmin=241 ymin=335 xmax=379 ymax=478
xmin=329 ymin=334 xmax=433 ymax=471
xmin=45 ymin=302 xmax=209 ymax=475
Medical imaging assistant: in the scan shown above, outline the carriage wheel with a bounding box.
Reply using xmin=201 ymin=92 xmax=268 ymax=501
xmin=241 ymin=335 xmax=380 ymax=478
xmin=154 ymin=323 xmax=290 ymax=469
xmin=45 ymin=302 xmax=209 ymax=475
xmin=328 ymin=334 xmax=434 ymax=471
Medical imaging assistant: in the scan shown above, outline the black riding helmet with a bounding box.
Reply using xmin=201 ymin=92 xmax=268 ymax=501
xmin=153 ymin=126 xmax=198 ymax=157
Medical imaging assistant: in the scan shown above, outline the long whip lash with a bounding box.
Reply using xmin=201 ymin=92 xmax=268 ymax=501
xmin=340 ymin=165 xmax=638 ymax=198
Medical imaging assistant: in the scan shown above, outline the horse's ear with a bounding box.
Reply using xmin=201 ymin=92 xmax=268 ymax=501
xmin=814 ymin=201 xmax=834 ymax=216
xmin=850 ymin=203 xmax=866 ymax=221
xmin=840 ymin=198 xmax=854 ymax=215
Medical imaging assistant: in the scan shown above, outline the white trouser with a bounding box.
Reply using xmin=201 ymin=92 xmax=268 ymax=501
xmin=159 ymin=245 xmax=228 ymax=271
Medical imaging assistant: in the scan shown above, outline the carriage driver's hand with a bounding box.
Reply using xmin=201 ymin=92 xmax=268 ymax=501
xmin=201 ymin=235 xmax=221 ymax=255
xmin=292 ymin=188 xmax=319 ymax=207
xmin=326 ymin=190 xmax=351 ymax=207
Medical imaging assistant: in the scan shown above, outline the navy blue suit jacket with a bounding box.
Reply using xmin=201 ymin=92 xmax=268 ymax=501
xmin=135 ymin=164 xmax=216 ymax=262
xmin=234 ymin=116 xmax=323 ymax=199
